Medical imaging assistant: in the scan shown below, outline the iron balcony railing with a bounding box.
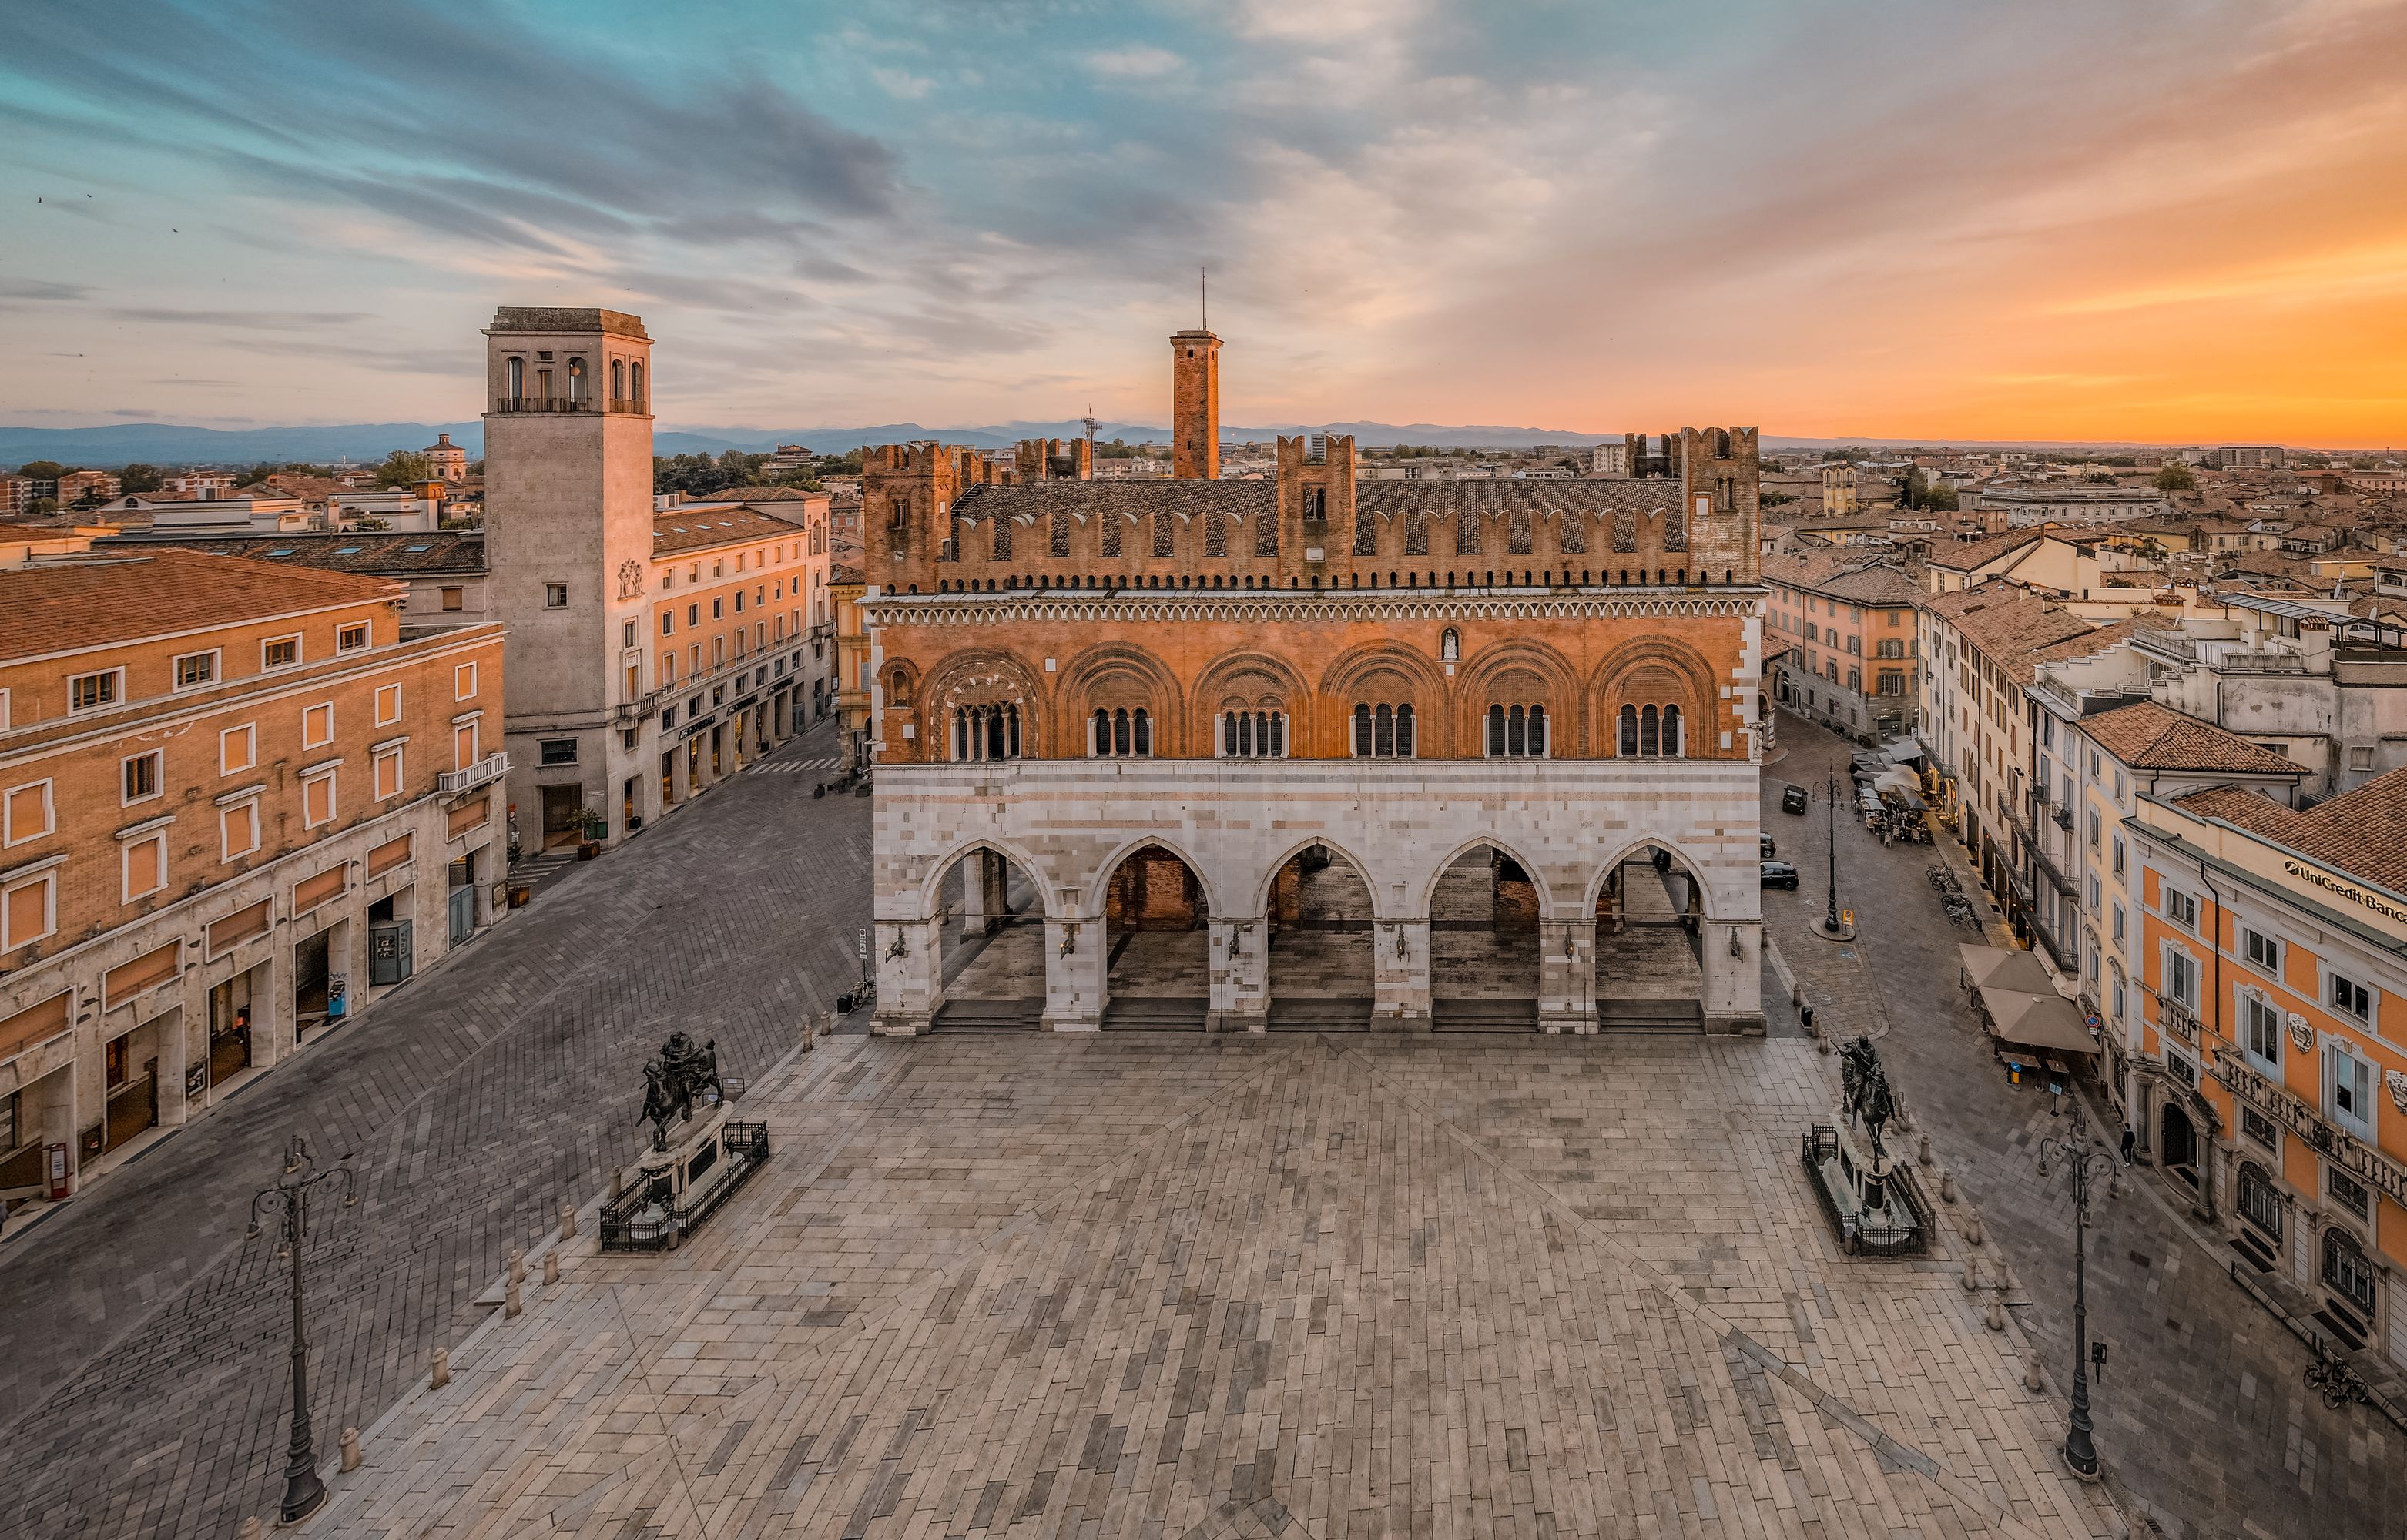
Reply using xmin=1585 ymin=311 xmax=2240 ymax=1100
xmin=437 ymin=751 xmax=511 ymax=795
xmin=490 ymin=396 xmax=599 ymax=414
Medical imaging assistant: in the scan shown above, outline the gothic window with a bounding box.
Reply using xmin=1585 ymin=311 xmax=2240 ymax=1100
xmin=566 ymin=356 xmax=588 ymax=403
xmin=2324 ymin=1228 xmax=2378 ymax=1315
xmin=1353 ymin=702 xmax=1414 ymax=758
xmin=1453 ymin=514 xmax=1482 ymax=556
xmin=629 ymin=361 xmax=645 ymax=402
xmin=1405 ymin=510 xmax=1430 ymax=556
xmin=611 ymin=359 xmax=625 ymax=402
xmin=1620 ymin=702 xmax=1682 ymax=757
xmin=953 ymin=703 xmax=1022 ymax=762
xmin=1153 ymin=511 xmax=1175 ymax=557
xmin=1222 ymin=710 xmax=1286 ymax=758
xmin=1487 ymin=703 xmax=1547 ymax=758
xmin=2237 ymin=1161 xmax=2282 ymax=1243
xmin=1093 ymin=707 xmax=1152 ymax=758
xmin=1663 ymin=704 xmax=1681 ymax=756
xmin=1641 ymin=705 xmax=1660 ymax=756
xmin=1304 ymin=487 xmax=1326 ymax=521
xmin=1507 ymin=509 xmax=1533 ymax=556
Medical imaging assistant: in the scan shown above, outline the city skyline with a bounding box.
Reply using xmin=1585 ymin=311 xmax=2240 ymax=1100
xmin=3 ymin=1 xmax=2405 ymax=446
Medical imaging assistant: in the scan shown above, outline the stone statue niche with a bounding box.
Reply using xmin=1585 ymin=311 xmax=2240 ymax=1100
xmin=1803 ymin=1036 xmax=1924 ymax=1255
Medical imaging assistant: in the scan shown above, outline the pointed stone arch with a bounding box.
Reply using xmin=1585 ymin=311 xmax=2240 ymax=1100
xmin=1059 ymin=642 xmax=1186 ymax=757
xmin=1451 ymin=638 xmax=1580 ymax=757
xmin=1192 ymin=649 xmax=1312 ymax=756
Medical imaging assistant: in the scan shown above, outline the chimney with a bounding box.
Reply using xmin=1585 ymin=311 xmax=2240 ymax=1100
xmin=1171 ymin=330 xmax=1221 ymax=480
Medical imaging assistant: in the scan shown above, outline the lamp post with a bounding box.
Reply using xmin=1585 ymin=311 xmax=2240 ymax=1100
xmin=248 ymin=1133 xmax=358 ymax=1525
xmin=1814 ymin=772 xmax=1852 ymax=941
xmin=2036 ymin=1103 xmax=2117 ymax=1481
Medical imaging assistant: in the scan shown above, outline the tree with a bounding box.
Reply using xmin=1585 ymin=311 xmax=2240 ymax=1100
xmin=71 ymin=484 xmax=109 ymax=511
xmin=27 ymin=497 xmax=58 ymax=515
xmin=119 ymin=463 xmax=164 ymax=493
xmin=374 ymin=450 xmax=432 ymax=487
xmin=2154 ymin=464 xmax=2197 ymax=492
xmin=14 ymin=460 xmax=66 ymax=480
xmin=236 ymin=462 xmax=276 ymax=487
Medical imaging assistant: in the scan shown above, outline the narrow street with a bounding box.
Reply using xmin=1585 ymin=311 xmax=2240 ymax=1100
xmin=0 ymin=722 xmax=870 ymax=1540
xmin=1762 ymin=711 xmax=2404 ymax=1540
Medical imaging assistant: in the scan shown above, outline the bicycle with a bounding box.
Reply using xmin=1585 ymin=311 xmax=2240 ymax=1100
xmin=2305 ymin=1339 xmax=2370 ymax=1411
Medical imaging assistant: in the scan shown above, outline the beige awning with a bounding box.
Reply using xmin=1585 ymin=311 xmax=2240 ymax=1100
xmin=1958 ymin=943 xmax=2057 ymax=995
xmin=1979 ymin=987 xmax=2098 ymax=1056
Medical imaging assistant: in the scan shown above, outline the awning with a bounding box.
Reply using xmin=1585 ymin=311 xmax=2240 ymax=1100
xmin=1979 ymin=986 xmax=2098 ymax=1056
xmin=1880 ymin=738 xmax=1924 ymax=764
xmin=1958 ymin=943 xmax=2057 ymax=994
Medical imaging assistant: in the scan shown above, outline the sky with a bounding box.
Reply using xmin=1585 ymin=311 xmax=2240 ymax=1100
xmin=2 ymin=0 xmax=2403 ymax=447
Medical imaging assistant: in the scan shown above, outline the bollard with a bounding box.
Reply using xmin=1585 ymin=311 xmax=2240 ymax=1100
xmin=558 ymin=1203 xmax=576 ymax=1242
xmin=1940 ymin=1170 xmax=1959 ymax=1204
xmin=1964 ymin=1210 xmax=1984 ymax=1246
xmin=340 ymin=1426 xmax=362 ymax=1474
xmin=543 ymin=1250 xmax=560 ymax=1286
xmin=1986 ymin=1297 xmax=2006 ymax=1331
xmin=508 ymin=1247 xmax=525 ymax=1286
xmin=505 ymin=1278 xmax=522 ymax=1318
xmin=2024 ymin=1349 xmax=2045 ymax=1392
xmin=430 ymin=1347 xmax=450 ymax=1389
xmin=1916 ymin=1133 xmax=1933 ymax=1166
xmin=609 ymin=1167 xmax=624 ymax=1200
xmin=1815 ymin=1035 xmax=1830 ymax=1056
xmin=238 ymin=1518 xmax=265 ymax=1540
xmin=1960 ymin=1259 xmax=1980 ymax=1294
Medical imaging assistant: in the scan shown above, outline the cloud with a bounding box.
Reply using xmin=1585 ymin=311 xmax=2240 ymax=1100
xmin=1083 ymin=45 xmax=1182 ymax=79
xmin=870 ymin=67 xmax=935 ymax=100
xmin=0 ymin=278 xmax=90 ymax=301
xmin=106 ymin=307 xmax=372 ymax=330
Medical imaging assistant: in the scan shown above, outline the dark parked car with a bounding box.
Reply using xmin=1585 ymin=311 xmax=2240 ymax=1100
xmin=1761 ymin=859 xmax=1801 ymax=890
xmin=1781 ymin=785 xmax=1809 ymax=815
xmin=1760 ymin=833 xmax=1778 ymax=859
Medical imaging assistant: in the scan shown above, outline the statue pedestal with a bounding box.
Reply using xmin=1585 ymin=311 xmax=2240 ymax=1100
xmin=602 ymin=1099 xmax=770 ymax=1253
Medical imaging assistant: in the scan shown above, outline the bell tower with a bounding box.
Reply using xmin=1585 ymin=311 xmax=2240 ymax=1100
xmin=1170 ymin=329 xmax=1220 ymax=480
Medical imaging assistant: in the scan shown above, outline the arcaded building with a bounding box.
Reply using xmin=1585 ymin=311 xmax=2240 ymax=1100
xmin=865 ymin=333 xmax=1768 ymax=1035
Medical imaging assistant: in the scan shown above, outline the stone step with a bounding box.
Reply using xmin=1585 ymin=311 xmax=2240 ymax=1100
xmin=1101 ymin=996 xmax=1209 ymax=1030
xmin=1595 ymin=997 xmax=1705 ymax=1033
xmin=930 ymin=998 xmax=1043 ymax=1033
xmin=1267 ymin=997 xmax=1374 ymax=1031
xmin=1432 ymin=997 xmax=1539 ymax=1032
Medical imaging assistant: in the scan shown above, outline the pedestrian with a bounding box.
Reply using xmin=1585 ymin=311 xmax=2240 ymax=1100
xmin=2120 ymin=1126 xmax=2136 ymax=1166
xmin=1799 ymin=1003 xmax=1815 ymax=1036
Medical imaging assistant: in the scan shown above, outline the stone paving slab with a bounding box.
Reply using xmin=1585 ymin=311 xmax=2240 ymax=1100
xmin=304 ymin=1033 xmax=2120 ymax=1539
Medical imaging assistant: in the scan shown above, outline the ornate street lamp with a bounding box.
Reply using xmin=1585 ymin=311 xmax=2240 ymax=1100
xmin=2035 ymin=1103 xmax=2119 ymax=1480
xmin=247 ymin=1133 xmax=358 ymax=1525
xmin=1814 ymin=772 xmax=1852 ymax=941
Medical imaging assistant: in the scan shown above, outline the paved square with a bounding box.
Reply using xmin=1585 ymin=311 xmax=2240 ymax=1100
xmin=311 ymin=1033 xmax=2120 ymax=1538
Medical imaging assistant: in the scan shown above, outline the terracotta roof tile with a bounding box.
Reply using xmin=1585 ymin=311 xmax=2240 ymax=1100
xmin=2079 ymin=701 xmax=2303 ymax=775
xmin=0 ymin=550 xmax=401 ymax=661
xmin=96 ymin=530 xmax=486 ymax=575
xmin=2174 ymin=768 xmax=2407 ymax=896
xmin=652 ymin=504 xmax=808 ymax=557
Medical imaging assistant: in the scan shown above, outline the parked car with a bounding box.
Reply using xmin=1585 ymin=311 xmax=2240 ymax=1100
xmin=1760 ymin=833 xmax=1778 ymax=859
xmin=1781 ymin=785 xmax=1809 ymax=815
xmin=1761 ymin=859 xmax=1801 ymax=890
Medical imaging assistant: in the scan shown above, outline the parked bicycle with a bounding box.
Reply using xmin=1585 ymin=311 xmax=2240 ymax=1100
xmin=2305 ymin=1339 xmax=2371 ymax=1411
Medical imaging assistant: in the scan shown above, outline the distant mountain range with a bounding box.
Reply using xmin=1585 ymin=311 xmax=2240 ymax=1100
xmin=0 ymin=419 xmax=2285 ymax=468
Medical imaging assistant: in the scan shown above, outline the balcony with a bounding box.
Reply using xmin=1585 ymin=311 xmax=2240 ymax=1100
xmin=489 ymin=396 xmax=607 ymax=414
xmin=438 ymin=751 xmax=511 ymax=795
xmin=2213 ymin=1046 xmax=2407 ymax=1212
xmin=2158 ymin=996 xmax=2200 ymax=1045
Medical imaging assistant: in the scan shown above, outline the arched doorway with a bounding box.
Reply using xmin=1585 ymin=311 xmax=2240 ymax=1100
xmin=932 ymin=847 xmax=1045 ymax=1032
xmin=1101 ymin=844 xmax=1209 ymax=1029
xmin=2160 ymin=1103 xmax=2198 ymax=1187
xmin=1593 ymin=845 xmax=1704 ymax=1030
xmin=1266 ymin=845 xmax=1374 ymax=1030
xmin=1430 ymin=844 xmax=1541 ymax=1030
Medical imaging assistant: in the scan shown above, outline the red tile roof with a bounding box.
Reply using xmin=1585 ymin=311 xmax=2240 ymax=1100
xmin=2078 ymin=701 xmax=2304 ymax=775
xmin=2173 ymin=768 xmax=2407 ymax=896
xmin=0 ymin=550 xmax=400 ymax=661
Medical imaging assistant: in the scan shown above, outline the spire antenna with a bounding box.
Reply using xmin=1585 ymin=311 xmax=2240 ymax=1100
xmin=1200 ymin=266 xmax=1207 ymax=331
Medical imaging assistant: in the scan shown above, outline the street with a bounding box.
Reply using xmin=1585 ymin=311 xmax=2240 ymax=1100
xmin=0 ymin=721 xmax=869 ymax=1540
xmin=1760 ymin=711 xmax=2405 ymax=1540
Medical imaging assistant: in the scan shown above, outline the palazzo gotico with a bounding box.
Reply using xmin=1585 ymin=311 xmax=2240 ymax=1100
xmin=864 ymin=331 xmax=1767 ymax=1036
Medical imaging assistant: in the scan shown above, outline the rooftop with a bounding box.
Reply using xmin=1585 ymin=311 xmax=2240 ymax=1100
xmin=486 ymin=306 xmax=650 ymax=340
xmin=653 ymin=504 xmax=810 ymax=557
xmin=2172 ymin=766 xmax=2407 ymax=898
xmin=1925 ymin=585 xmax=2107 ymax=678
xmin=96 ymin=529 xmax=486 ymax=575
xmin=0 ymin=550 xmax=401 ymax=661
xmin=2076 ymin=700 xmax=2305 ymax=776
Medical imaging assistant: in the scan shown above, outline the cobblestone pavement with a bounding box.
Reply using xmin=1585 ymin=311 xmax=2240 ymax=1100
xmin=1762 ymin=712 xmax=2406 ymax=1540
xmin=0 ymin=720 xmax=869 ymax=1540
xmin=303 ymin=1029 xmax=2117 ymax=1539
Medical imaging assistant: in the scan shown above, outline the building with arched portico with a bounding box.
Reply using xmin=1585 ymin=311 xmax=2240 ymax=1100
xmin=867 ymin=331 xmax=1767 ymax=1035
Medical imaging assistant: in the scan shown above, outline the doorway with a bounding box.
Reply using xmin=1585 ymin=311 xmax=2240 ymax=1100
xmin=2161 ymin=1103 xmax=2199 ymax=1187
xmin=209 ymin=967 xmax=260 ymax=1085
xmin=369 ymin=891 xmax=414 ymax=987
xmin=1101 ymin=845 xmax=1209 ymax=1030
xmin=294 ymin=927 xmax=333 ymax=1032
xmin=102 ymin=1028 xmax=159 ymax=1153
xmin=1593 ymin=846 xmax=1705 ymax=1030
xmin=1265 ymin=845 xmax=1375 ymax=1029
xmin=1430 ymin=845 xmax=1540 ymax=1030
xmin=540 ymin=785 xmax=582 ymax=849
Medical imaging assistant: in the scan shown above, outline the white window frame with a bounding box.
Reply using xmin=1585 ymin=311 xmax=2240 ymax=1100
xmin=452 ymin=715 xmax=481 ymax=770
xmin=173 ymin=649 xmax=220 ymax=691
xmin=337 ymin=620 xmax=371 ymax=653
xmin=0 ymin=688 xmax=8 ymax=731
xmin=2162 ymin=941 xmax=2200 ymax=1010
xmin=219 ymin=797 xmax=262 ymax=862
xmin=2164 ymin=886 xmax=2198 ymax=932
xmin=3 ymin=779 xmax=55 ymax=846
xmin=220 ymin=722 xmax=258 ymax=775
xmin=301 ymin=766 xmax=338 ymax=829
xmin=2238 ymin=987 xmax=2281 ymax=1074
xmin=120 ymin=748 xmax=164 ymax=808
xmin=2320 ymin=962 xmax=2378 ymax=1028
xmin=2327 ymin=1041 xmax=2376 ymax=1142
xmin=375 ymin=682 xmax=402 ymax=727
xmin=454 ymin=661 xmax=478 ymax=701
xmin=2241 ymin=926 xmax=2281 ymax=979
xmin=372 ymin=743 xmax=404 ymax=802
xmin=119 ymin=826 xmax=169 ymax=902
xmin=69 ymin=666 xmax=125 ymax=715
xmin=302 ymin=701 xmax=336 ymax=751
xmin=1 ymin=868 xmax=60 ymax=949
xmin=261 ymin=634 xmax=303 ymax=672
